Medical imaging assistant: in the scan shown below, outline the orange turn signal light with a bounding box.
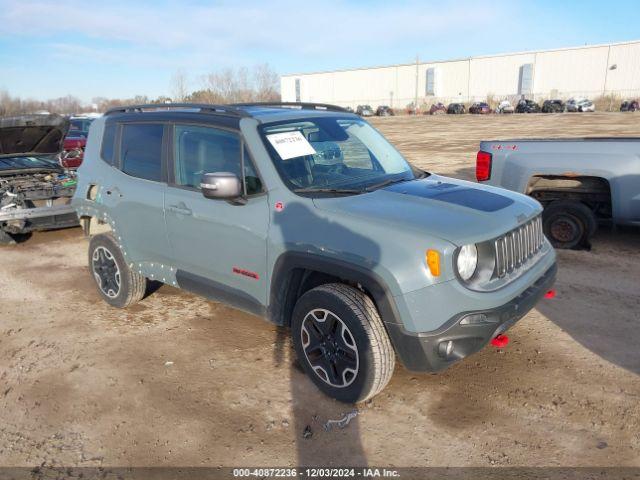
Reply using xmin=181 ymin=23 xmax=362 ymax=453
xmin=426 ymin=249 xmax=441 ymax=277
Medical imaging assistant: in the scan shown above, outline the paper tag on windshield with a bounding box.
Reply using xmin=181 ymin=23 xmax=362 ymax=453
xmin=266 ymin=131 xmax=316 ymax=160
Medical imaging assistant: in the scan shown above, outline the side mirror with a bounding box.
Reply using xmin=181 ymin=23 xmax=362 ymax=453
xmin=200 ymin=172 xmax=242 ymax=200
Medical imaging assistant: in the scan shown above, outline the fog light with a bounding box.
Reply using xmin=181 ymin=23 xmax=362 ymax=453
xmin=438 ymin=340 xmax=454 ymax=358
xmin=460 ymin=313 xmax=497 ymax=325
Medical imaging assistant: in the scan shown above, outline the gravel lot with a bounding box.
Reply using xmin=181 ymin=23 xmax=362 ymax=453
xmin=1 ymin=112 xmax=639 ymax=470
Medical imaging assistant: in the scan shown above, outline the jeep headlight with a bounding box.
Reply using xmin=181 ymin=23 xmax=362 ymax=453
xmin=456 ymin=244 xmax=478 ymax=281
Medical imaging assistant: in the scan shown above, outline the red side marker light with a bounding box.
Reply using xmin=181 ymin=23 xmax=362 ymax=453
xmin=491 ymin=334 xmax=509 ymax=348
xmin=544 ymin=289 xmax=556 ymax=299
xmin=275 ymin=201 xmax=284 ymax=212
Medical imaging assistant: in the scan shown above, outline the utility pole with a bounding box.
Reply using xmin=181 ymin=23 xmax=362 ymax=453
xmin=414 ymin=55 xmax=419 ymax=115
xmin=603 ymin=45 xmax=612 ymax=111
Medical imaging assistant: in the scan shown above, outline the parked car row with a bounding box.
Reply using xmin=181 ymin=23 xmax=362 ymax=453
xmin=411 ymin=98 xmax=597 ymax=115
xmin=444 ymin=98 xmax=598 ymax=115
xmin=351 ymin=97 xmax=637 ymax=117
xmin=355 ymin=105 xmax=396 ymax=117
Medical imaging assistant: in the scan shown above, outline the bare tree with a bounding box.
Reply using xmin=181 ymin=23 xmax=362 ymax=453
xmin=170 ymin=70 xmax=189 ymax=102
xmin=0 ymin=63 xmax=281 ymax=116
xmin=253 ymin=63 xmax=280 ymax=101
xmin=200 ymin=63 xmax=281 ymax=104
xmin=185 ymin=89 xmax=224 ymax=104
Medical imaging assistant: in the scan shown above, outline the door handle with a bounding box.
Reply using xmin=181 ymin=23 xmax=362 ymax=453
xmin=168 ymin=204 xmax=192 ymax=216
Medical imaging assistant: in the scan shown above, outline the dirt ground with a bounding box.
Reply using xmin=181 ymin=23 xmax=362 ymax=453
xmin=1 ymin=113 xmax=639 ymax=471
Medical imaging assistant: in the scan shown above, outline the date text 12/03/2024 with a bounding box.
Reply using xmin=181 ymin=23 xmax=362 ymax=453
xmin=232 ymin=468 xmax=400 ymax=478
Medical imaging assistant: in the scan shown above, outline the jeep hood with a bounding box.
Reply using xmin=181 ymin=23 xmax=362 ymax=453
xmin=312 ymin=175 xmax=542 ymax=245
xmin=0 ymin=114 xmax=69 ymax=158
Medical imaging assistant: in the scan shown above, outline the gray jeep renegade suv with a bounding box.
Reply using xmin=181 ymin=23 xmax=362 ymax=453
xmin=73 ymin=102 xmax=556 ymax=403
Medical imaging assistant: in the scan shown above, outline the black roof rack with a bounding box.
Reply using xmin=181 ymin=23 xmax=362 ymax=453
xmin=231 ymin=102 xmax=349 ymax=113
xmin=104 ymin=103 xmax=250 ymax=117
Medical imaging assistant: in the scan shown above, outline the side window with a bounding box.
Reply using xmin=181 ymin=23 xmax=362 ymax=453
xmin=120 ymin=124 xmax=163 ymax=181
xmin=173 ymin=125 xmax=263 ymax=195
xmin=100 ymin=122 xmax=116 ymax=165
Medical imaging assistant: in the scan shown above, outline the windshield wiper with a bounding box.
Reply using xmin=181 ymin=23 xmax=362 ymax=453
xmin=362 ymin=177 xmax=409 ymax=192
xmin=293 ymin=187 xmax=363 ymax=195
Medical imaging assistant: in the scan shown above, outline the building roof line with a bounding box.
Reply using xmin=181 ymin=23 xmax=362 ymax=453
xmin=281 ymin=39 xmax=640 ymax=78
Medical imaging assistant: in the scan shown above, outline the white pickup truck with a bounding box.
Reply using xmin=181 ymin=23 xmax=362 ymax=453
xmin=476 ymin=138 xmax=640 ymax=248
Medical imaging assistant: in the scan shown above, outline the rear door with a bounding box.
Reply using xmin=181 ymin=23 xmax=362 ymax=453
xmin=101 ymin=122 xmax=172 ymax=265
xmin=164 ymin=123 xmax=269 ymax=313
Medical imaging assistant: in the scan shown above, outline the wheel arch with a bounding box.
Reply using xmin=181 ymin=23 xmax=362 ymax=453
xmin=526 ymin=174 xmax=612 ymax=220
xmin=79 ymin=214 xmax=114 ymax=237
xmin=267 ymin=252 xmax=402 ymax=328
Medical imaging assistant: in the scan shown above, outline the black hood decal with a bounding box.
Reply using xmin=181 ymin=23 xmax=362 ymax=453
xmin=383 ymin=180 xmax=514 ymax=212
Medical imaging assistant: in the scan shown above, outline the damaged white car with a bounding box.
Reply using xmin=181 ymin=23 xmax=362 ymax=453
xmin=0 ymin=114 xmax=78 ymax=245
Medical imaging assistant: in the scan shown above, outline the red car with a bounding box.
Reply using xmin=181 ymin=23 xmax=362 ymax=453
xmin=61 ymin=117 xmax=94 ymax=168
xmin=62 ymin=135 xmax=86 ymax=168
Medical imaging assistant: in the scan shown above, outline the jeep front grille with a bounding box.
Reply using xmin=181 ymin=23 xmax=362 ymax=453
xmin=494 ymin=215 xmax=544 ymax=278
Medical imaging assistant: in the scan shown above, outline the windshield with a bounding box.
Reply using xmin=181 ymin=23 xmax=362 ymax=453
xmin=69 ymin=118 xmax=93 ymax=134
xmin=0 ymin=155 xmax=60 ymax=171
xmin=261 ymin=117 xmax=422 ymax=194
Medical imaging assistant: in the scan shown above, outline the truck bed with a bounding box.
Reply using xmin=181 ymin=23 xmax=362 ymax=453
xmin=478 ymin=137 xmax=640 ymax=226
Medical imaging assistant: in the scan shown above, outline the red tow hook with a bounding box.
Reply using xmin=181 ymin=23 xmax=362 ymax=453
xmin=491 ymin=334 xmax=509 ymax=348
xmin=544 ymin=289 xmax=556 ymax=299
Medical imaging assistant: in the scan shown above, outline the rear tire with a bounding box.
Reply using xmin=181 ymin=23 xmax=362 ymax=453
xmin=291 ymin=283 xmax=395 ymax=403
xmin=88 ymin=233 xmax=147 ymax=308
xmin=543 ymin=200 xmax=597 ymax=249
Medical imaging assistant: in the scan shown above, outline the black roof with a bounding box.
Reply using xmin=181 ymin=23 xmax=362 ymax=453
xmin=104 ymin=102 xmax=349 ymax=120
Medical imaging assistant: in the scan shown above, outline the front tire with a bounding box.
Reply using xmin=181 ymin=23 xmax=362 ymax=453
xmin=291 ymin=283 xmax=395 ymax=403
xmin=88 ymin=233 xmax=147 ymax=308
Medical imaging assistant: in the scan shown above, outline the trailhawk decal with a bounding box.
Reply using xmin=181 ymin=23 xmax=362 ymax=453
xmin=232 ymin=267 xmax=260 ymax=280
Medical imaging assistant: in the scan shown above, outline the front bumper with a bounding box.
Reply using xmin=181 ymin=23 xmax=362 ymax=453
xmin=0 ymin=204 xmax=79 ymax=232
xmin=386 ymin=262 xmax=557 ymax=372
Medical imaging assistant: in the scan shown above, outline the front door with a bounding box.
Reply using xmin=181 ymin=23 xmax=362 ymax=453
xmin=164 ymin=123 xmax=269 ymax=313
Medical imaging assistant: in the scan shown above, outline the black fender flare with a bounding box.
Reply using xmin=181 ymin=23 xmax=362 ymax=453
xmin=267 ymin=251 xmax=403 ymax=328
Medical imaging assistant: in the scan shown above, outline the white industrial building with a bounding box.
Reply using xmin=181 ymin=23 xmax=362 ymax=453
xmin=281 ymin=40 xmax=640 ymax=110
